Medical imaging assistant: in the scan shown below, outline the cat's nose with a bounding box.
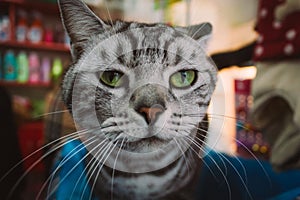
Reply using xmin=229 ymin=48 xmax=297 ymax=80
xmin=137 ymin=104 xmax=165 ymax=125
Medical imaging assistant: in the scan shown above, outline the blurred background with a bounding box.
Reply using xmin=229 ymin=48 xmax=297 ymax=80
xmin=0 ymin=0 xmax=273 ymax=198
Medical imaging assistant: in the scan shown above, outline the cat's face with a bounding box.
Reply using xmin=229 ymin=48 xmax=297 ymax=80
xmin=59 ymin=0 xmax=217 ymax=173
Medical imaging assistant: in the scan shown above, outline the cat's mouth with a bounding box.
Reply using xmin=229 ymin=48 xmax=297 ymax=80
xmin=120 ymin=136 xmax=170 ymax=153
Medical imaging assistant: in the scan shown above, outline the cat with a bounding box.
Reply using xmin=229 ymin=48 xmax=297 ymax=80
xmin=54 ymin=0 xmax=217 ymax=199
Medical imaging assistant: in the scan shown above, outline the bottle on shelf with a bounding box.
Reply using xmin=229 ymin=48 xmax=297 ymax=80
xmin=0 ymin=53 xmax=2 ymax=80
xmin=0 ymin=15 xmax=11 ymax=41
xmin=27 ymin=11 xmax=43 ymax=44
xmin=51 ymin=57 xmax=63 ymax=82
xmin=44 ymin=25 xmax=54 ymax=43
xmin=3 ymin=50 xmax=17 ymax=81
xmin=41 ymin=57 xmax=51 ymax=84
xmin=17 ymin=51 xmax=29 ymax=83
xmin=16 ymin=9 xmax=28 ymax=42
xmin=28 ymin=52 xmax=40 ymax=83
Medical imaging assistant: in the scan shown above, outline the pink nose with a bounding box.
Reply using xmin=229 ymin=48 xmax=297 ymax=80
xmin=138 ymin=105 xmax=164 ymax=124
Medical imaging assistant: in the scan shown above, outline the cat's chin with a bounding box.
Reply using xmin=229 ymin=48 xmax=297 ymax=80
xmin=123 ymin=136 xmax=172 ymax=153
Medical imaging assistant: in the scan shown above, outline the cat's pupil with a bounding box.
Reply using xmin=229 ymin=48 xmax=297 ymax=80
xmin=181 ymin=72 xmax=188 ymax=83
xmin=170 ymin=70 xmax=196 ymax=88
xmin=100 ymin=71 xmax=124 ymax=88
xmin=109 ymin=72 xmax=120 ymax=83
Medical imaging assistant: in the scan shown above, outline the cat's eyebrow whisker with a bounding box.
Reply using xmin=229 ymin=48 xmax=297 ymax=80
xmin=103 ymin=0 xmax=117 ymax=35
xmin=111 ymin=138 xmax=126 ymax=200
xmin=190 ymin=23 xmax=206 ymax=40
xmin=37 ymin=136 xmax=98 ymax=199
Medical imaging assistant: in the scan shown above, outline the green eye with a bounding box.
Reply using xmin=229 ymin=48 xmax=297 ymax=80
xmin=100 ymin=71 xmax=125 ymax=88
xmin=170 ymin=70 xmax=196 ymax=88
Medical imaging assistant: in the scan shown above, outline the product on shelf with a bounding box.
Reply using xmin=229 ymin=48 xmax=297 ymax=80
xmin=41 ymin=57 xmax=51 ymax=84
xmin=0 ymin=15 xmax=10 ymax=41
xmin=16 ymin=9 xmax=28 ymax=42
xmin=27 ymin=11 xmax=43 ymax=43
xmin=44 ymin=25 xmax=54 ymax=43
xmin=17 ymin=51 xmax=29 ymax=83
xmin=3 ymin=50 xmax=17 ymax=81
xmin=51 ymin=57 xmax=63 ymax=81
xmin=28 ymin=52 xmax=40 ymax=83
xmin=235 ymin=79 xmax=269 ymax=158
xmin=0 ymin=53 xmax=2 ymax=79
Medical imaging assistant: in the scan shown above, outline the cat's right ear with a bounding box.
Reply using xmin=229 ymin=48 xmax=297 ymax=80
xmin=58 ymin=0 xmax=110 ymax=59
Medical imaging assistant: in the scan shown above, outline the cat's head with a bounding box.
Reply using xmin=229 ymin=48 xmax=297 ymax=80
xmin=59 ymin=0 xmax=217 ymax=173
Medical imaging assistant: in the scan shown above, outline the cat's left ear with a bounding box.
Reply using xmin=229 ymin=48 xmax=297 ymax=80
xmin=58 ymin=0 xmax=110 ymax=59
xmin=176 ymin=22 xmax=212 ymax=49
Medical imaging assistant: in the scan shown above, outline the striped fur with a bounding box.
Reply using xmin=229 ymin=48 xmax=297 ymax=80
xmin=58 ymin=0 xmax=217 ymax=199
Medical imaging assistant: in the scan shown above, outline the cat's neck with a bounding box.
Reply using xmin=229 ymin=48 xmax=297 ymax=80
xmin=89 ymin=146 xmax=203 ymax=200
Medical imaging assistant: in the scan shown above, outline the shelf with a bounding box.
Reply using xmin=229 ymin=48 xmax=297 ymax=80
xmin=0 ymin=81 xmax=52 ymax=88
xmin=0 ymin=40 xmax=70 ymax=53
xmin=1 ymin=0 xmax=59 ymax=14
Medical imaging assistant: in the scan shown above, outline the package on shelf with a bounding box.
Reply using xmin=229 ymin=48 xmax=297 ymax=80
xmin=0 ymin=15 xmax=10 ymax=41
xmin=27 ymin=11 xmax=44 ymax=44
xmin=234 ymin=79 xmax=270 ymax=157
xmin=16 ymin=9 xmax=28 ymax=42
xmin=0 ymin=52 xmax=2 ymax=80
xmin=3 ymin=50 xmax=17 ymax=81
xmin=0 ymin=49 xmax=65 ymax=85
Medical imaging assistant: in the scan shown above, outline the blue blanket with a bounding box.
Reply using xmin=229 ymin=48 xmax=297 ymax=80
xmin=51 ymin=140 xmax=300 ymax=200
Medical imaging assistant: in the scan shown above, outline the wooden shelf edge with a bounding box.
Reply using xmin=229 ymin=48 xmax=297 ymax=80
xmin=0 ymin=40 xmax=70 ymax=53
xmin=0 ymin=81 xmax=52 ymax=88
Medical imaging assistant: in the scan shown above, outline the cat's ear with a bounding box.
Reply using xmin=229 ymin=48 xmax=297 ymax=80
xmin=58 ymin=0 xmax=110 ymax=59
xmin=176 ymin=22 xmax=212 ymax=49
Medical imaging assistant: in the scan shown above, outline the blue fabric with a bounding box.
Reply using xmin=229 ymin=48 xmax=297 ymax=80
xmin=53 ymin=140 xmax=300 ymax=200
xmin=196 ymin=150 xmax=300 ymax=200
xmin=51 ymin=140 xmax=98 ymax=200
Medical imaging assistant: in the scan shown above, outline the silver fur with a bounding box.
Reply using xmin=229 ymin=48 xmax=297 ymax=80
xmin=57 ymin=0 xmax=217 ymax=199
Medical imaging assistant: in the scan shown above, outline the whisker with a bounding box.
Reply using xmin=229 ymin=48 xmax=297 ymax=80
xmin=69 ymin=138 xmax=112 ymax=199
xmin=111 ymin=138 xmax=126 ymax=200
xmin=103 ymin=0 xmax=117 ymax=35
xmin=84 ymin=140 xmax=118 ymax=200
xmin=37 ymin=136 xmax=98 ymax=200
xmin=7 ymin=134 xmax=83 ymax=200
xmin=179 ymin=135 xmax=232 ymax=200
xmin=2 ymin=128 xmax=99 ymax=199
xmin=184 ymin=112 xmax=248 ymax=121
xmin=47 ymin=138 xmax=109 ymax=199
xmin=33 ymin=109 xmax=69 ymax=119
xmin=174 ymin=138 xmax=192 ymax=176
xmin=187 ymin=123 xmax=272 ymax=188
xmin=190 ymin=23 xmax=206 ymax=40
xmin=79 ymin=139 xmax=115 ymax=199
